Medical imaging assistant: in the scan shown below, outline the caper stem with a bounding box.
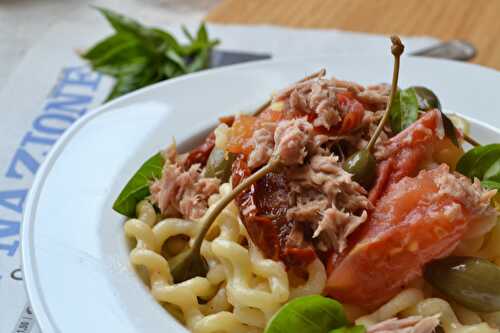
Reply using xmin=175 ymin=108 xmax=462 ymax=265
xmin=464 ymin=133 xmax=481 ymax=147
xmin=366 ymin=36 xmax=405 ymax=153
xmin=191 ymin=158 xmax=281 ymax=252
xmin=253 ymin=69 xmax=327 ymax=117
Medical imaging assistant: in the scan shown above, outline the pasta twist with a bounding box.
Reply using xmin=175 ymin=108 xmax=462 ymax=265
xmin=356 ymin=288 xmax=499 ymax=333
xmin=125 ymin=183 xmax=325 ymax=333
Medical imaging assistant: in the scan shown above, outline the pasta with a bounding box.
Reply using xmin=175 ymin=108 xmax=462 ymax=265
xmin=125 ymin=183 xmax=326 ymax=333
xmin=357 ymin=288 xmax=498 ymax=333
xmin=114 ymin=63 xmax=500 ymax=333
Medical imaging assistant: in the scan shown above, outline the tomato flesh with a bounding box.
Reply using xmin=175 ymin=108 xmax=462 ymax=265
xmin=326 ymin=166 xmax=469 ymax=310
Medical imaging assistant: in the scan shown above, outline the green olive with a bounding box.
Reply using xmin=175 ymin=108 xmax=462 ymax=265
xmin=424 ymin=256 xmax=500 ymax=312
xmin=411 ymin=86 xmax=442 ymax=111
xmin=343 ymin=149 xmax=376 ymax=189
xmin=205 ymin=148 xmax=236 ymax=182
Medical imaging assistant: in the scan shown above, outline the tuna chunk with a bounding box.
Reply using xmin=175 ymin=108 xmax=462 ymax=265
xmin=274 ymin=118 xmax=314 ymax=166
xmin=248 ymin=126 xmax=275 ymax=169
xmin=150 ymin=163 xmax=220 ymax=220
xmin=287 ymin=155 xmax=372 ymax=251
xmin=367 ymin=315 xmax=440 ymax=333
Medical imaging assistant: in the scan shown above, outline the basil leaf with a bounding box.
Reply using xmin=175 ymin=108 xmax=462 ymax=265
xmin=94 ymin=7 xmax=149 ymax=38
xmin=196 ymin=23 xmax=209 ymax=43
xmin=389 ymin=88 xmax=419 ymax=133
xmin=82 ymin=33 xmax=133 ymax=61
xmin=456 ymin=144 xmax=500 ymax=179
xmin=484 ymin=158 xmax=500 ymax=181
xmin=95 ymin=58 xmax=149 ymax=77
xmin=482 ymin=180 xmax=500 ymax=190
xmin=106 ymin=67 xmax=158 ymax=101
xmin=264 ymin=295 xmax=348 ymax=333
xmin=329 ymin=325 xmax=366 ymax=333
xmin=182 ymin=25 xmax=195 ymax=42
xmin=83 ymin=8 xmax=218 ymax=100
xmin=113 ymin=152 xmax=164 ymax=217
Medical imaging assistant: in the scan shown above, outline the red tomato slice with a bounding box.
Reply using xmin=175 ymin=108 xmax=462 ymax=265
xmin=338 ymin=93 xmax=365 ymax=134
xmin=369 ymin=109 xmax=443 ymax=203
xmin=326 ymin=165 xmax=469 ymax=310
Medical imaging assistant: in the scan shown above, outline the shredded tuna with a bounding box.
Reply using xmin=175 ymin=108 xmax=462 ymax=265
xmin=274 ymin=78 xmax=344 ymax=130
xmin=355 ymin=90 xmax=389 ymax=105
xmin=248 ymin=126 xmax=275 ymax=169
xmin=150 ymin=163 xmax=220 ymax=219
xmin=315 ymin=207 xmax=368 ymax=252
xmin=274 ymin=118 xmax=314 ymax=166
xmin=430 ymin=165 xmax=498 ymax=237
xmin=286 ymin=154 xmax=372 ymax=251
xmin=287 ymin=199 xmax=328 ymax=223
xmin=367 ymin=315 xmax=440 ymax=333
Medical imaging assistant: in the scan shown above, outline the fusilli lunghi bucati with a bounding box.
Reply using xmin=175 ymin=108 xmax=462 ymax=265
xmin=126 ymin=182 xmax=500 ymax=333
xmin=125 ymin=183 xmax=326 ymax=333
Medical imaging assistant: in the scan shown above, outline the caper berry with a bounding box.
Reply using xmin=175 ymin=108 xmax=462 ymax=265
xmin=343 ymin=149 xmax=376 ymax=189
xmin=424 ymin=256 xmax=500 ymax=312
xmin=205 ymin=148 xmax=236 ymax=182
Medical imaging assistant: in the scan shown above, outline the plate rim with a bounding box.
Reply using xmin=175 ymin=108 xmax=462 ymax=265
xmin=21 ymin=54 xmax=500 ymax=333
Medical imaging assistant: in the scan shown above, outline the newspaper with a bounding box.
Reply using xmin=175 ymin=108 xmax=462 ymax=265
xmin=0 ymin=16 xmax=438 ymax=332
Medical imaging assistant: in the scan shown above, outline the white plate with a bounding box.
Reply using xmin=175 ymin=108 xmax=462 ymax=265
xmin=22 ymin=55 xmax=500 ymax=333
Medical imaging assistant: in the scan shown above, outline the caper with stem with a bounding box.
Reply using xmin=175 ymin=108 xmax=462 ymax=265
xmin=343 ymin=36 xmax=405 ymax=188
xmin=169 ymin=156 xmax=282 ymax=283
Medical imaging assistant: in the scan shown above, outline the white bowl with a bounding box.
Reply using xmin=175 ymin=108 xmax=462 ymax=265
xmin=21 ymin=55 xmax=500 ymax=333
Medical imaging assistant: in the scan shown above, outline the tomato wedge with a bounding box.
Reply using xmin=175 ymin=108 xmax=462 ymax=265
xmin=326 ymin=165 xmax=475 ymax=310
xmin=369 ymin=109 xmax=444 ymax=203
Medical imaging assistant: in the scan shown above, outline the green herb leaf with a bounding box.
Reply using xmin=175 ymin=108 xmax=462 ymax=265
xmin=481 ymin=180 xmax=500 ymax=190
xmin=112 ymin=152 xmax=164 ymax=217
xmin=456 ymin=144 xmax=500 ymax=188
xmin=264 ymin=295 xmax=348 ymax=333
xmin=329 ymin=325 xmax=366 ymax=333
xmin=94 ymin=7 xmax=151 ymax=39
xmin=181 ymin=25 xmax=195 ymax=42
xmin=82 ymin=8 xmax=219 ymax=101
xmin=485 ymin=159 xmax=500 ymax=182
xmin=389 ymin=88 xmax=419 ymax=133
xmin=82 ymin=33 xmax=134 ymax=61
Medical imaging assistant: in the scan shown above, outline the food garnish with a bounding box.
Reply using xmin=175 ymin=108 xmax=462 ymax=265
xmin=82 ymin=7 xmax=219 ymax=101
xmin=264 ymin=295 xmax=350 ymax=333
xmin=113 ymin=152 xmax=164 ymax=217
xmin=343 ymin=36 xmax=404 ymax=188
xmin=424 ymin=256 xmax=500 ymax=312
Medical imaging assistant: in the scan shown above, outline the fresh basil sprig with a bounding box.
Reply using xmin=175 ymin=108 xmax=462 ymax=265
xmin=389 ymin=88 xmax=419 ymax=133
xmin=456 ymin=144 xmax=500 ymax=190
xmin=264 ymin=295 xmax=350 ymax=333
xmin=113 ymin=152 xmax=164 ymax=217
xmin=82 ymin=7 xmax=219 ymax=101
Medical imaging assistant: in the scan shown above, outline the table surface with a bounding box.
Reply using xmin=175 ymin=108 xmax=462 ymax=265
xmin=207 ymin=0 xmax=500 ymax=70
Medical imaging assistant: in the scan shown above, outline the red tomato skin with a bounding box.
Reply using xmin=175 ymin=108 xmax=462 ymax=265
xmin=326 ymin=166 xmax=468 ymax=310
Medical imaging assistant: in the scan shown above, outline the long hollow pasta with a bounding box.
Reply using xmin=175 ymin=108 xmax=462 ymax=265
xmin=126 ymin=182 xmax=500 ymax=333
xmin=125 ymin=183 xmax=326 ymax=333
